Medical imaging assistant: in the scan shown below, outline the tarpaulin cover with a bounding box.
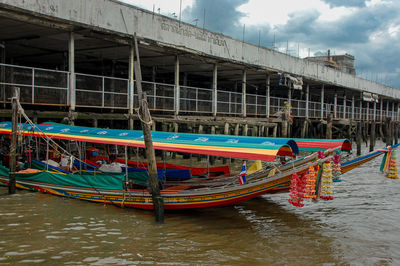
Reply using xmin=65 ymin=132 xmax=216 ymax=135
xmin=0 ymin=122 xmax=298 ymax=161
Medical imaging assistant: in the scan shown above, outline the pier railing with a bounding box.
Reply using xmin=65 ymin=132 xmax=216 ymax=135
xmin=76 ymin=73 xmax=128 ymax=109
xmin=0 ymin=63 xmax=398 ymax=121
xmin=218 ymin=90 xmax=242 ymax=115
xmin=0 ymin=63 xmax=69 ymax=106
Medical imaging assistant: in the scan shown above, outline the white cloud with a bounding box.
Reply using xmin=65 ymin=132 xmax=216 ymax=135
xmin=388 ymin=24 xmax=400 ymax=37
xmin=366 ymin=0 xmax=389 ymax=7
xmin=237 ymin=0 xmax=355 ymax=27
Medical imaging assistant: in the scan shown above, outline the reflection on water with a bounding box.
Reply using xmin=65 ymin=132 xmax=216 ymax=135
xmin=0 ymin=142 xmax=399 ymax=265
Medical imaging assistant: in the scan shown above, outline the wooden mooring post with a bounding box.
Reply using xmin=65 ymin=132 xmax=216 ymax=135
xmin=326 ymin=114 xmax=332 ymax=139
xmin=134 ymin=35 xmax=164 ymax=223
xmin=9 ymin=87 xmax=18 ymax=194
xmin=281 ymin=114 xmax=288 ymax=138
xmin=356 ymin=122 xmax=362 ymax=156
xmin=300 ymin=119 xmax=308 ymax=138
xmin=386 ymin=118 xmax=392 ymax=147
xmin=369 ymin=122 xmax=376 ymax=152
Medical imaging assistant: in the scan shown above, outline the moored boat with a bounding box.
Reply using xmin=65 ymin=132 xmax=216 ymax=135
xmin=0 ymin=121 xmax=354 ymax=210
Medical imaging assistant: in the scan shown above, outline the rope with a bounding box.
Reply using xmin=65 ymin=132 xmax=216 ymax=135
xmin=14 ymin=99 xmax=126 ymax=206
xmin=134 ymin=99 xmax=153 ymax=126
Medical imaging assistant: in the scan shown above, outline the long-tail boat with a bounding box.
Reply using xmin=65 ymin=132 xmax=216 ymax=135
xmin=0 ymin=121 xmax=352 ymax=210
xmin=341 ymin=143 xmax=400 ymax=173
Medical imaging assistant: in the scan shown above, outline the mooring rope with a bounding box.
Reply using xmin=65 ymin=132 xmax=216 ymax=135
xmin=134 ymin=98 xmax=153 ymax=126
xmin=14 ymin=99 xmax=128 ymax=206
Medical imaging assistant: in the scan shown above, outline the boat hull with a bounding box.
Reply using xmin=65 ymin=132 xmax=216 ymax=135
xmin=0 ymin=173 xmax=292 ymax=210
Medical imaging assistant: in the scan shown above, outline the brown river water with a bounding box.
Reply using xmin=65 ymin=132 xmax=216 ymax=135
xmin=0 ymin=142 xmax=399 ymax=265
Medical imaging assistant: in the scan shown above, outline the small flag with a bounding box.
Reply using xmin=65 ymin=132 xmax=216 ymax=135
xmin=247 ymin=160 xmax=262 ymax=174
xmin=238 ymin=162 xmax=247 ymax=185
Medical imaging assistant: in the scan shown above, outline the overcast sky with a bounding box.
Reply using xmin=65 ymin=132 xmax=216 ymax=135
xmin=121 ymin=0 xmax=400 ymax=88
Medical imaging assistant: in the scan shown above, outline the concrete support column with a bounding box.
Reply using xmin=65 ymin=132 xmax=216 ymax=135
xmin=305 ymin=84 xmax=309 ymax=119
xmin=359 ymin=93 xmax=363 ymax=120
xmin=351 ymin=96 xmax=355 ymax=120
xmin=242 ymin=69 xmax=246 ymax=117
xmin=320 ymin=84 xmax=324 ymax=118
xmin=380 ymin=98 xmax=383 ymax=121
xmin=366 ymin=102 xmax=369 ymax=122
xmin=373 ymin=100 xmax=377 ymax=121
xmin=334 ymin=93 xmax=337 ymax=118
xmin=212 ymin=64 xmax=218 ymax=117
xmin=68 ymin=31 xmax=75 ymax=112
xmin=392 ymin=101 xmax=395 ymax=120
xmin=343 ymin=93 xmax=347 ymax=119
xmin=386 ymin=100 xmax=389 ymax=119
xmin=128 ymin=44 xmax=135 ymax=130
xmin=174 ymin=55 xmax=180 ymax=116
xmin=266 ymin=73 xmax=270 ymax=118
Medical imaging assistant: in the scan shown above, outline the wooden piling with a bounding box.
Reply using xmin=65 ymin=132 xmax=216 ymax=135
xmin=243 ymin=124 xmax=248 ymax=136
xmin=347 ymin=120 xmax=352 ymax=140
xmin=224 ymin=122 xmax=230 ymax=136
xmin=172 ymin=122 xmax=178 ymax=159
xmin=234 ymin=123 xmax=240 ymax=136
xmin=211 ymin=125 xmax=216 ymax=135
xmin=134 ymin=35 xmax=164 ymax=223
xmin=223 ymin=123 xmax=230 ymax=164
xmin=356 ymin=122 xmax=362 ymax=156
xmin=9 ymin=87 xmax=18 ymax=194
xmin=251 ymin=126 xmax=257 ymax=136
xmin=379 ymin=122 xmax=384 ymax=142
xmin=317 ymin=122 xmax=323 ymax=139
xmin=162 ymin=123 xmax=168 ymax=132
xmin=209 ymin=125 xmax=216 ymax=165
xmin=260 ymin=125 xmax=265 ymax=137
xmin=264 ymin=125 xmax=269 ymax=137
xmin=326 ymin=114 xmax=332 ymax=139
xmin=301 ymin=119 xmax=307 ymax=138
xmin=281 ymin=115 xmax=288 ymax=138
xmin=369 ymin=122 xmax=376 ymax=152
xmin=386 ymin=118 xmax=392 ymax=147
xmin=33 ymin=112 xmax=38 ymax=124
xmin=272 ymin=124 xmax=277 ymax=137
xmin=197 ymin=124 xmax=204 ymax=162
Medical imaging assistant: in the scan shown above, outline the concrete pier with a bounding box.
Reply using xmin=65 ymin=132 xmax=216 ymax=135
xmin=0 ymin=0 xmax=398 ymax=145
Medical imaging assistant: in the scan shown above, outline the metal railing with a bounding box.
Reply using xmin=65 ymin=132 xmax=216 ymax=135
xmin=246 ymin=93 xmax=266 ymax=116
xmin=139 ymin=81 xmax=175 ymax=111
xmin=0 ymin=63 xmax=68 ymax=105
xmin=180 ymin=85 xmax=212 ymax=113
xmin=75 ymin=73 xmax=129 ymax=109
xmin=217 ymin=90 xmax=242 ymax=115
xmin=0 ymin=63 xmax=398 ymax=121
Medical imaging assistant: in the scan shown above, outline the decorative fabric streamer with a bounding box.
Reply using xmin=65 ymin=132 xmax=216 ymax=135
xmin=320 ymin=161 xmax=334 ymax=200
xmin=379 ymin=147 xmax=399 ymax=179
xmin=303 ymin=165 xmax=317 ymax=199
xmin=386 ymin=150 xmax=398 ymax=179
xmin=288 ymin=172 xmax=305 ymax=207
xmin=332 ymin=152 xmax=342 ymax=182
